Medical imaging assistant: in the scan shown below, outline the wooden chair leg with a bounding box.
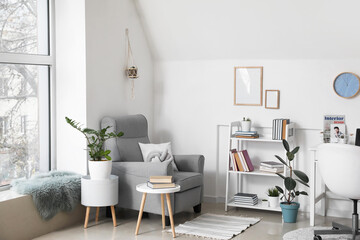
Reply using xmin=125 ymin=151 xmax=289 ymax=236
xmin=110 ymin=205 xmax=116 ymax=227
xmin=95 ymin=207 xmax=100 ymax=223
xmin=84 ymin=206 xmax=90 ymax=229
xmin=165 ymin=193 xmax=176 ymax=238
xmin=161 ymin=194 xmax=165 ymax=229
xmin=135 ymin=193 xmax=147 ymax=235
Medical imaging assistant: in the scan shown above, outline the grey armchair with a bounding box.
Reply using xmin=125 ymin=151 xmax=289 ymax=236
xmin=101 ymin=114 xmax=204 ymax=221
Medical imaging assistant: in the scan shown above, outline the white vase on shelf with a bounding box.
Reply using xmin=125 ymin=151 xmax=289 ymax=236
xmin=241 ymin=121 xmax=252 ymax=132
xmin=268 ymin=196 xmax=279 ymax=208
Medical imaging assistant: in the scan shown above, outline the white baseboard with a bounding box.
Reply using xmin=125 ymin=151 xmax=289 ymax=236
xmin=204 ymin=195 xmax=353 ymax=219
xmin=203 ymin=195 xmax=225 ymax=203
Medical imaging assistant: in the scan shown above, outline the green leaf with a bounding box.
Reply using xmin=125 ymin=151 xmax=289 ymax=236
xmin=105 ymin=155 xmax=111 ymax=160
xmin=276 ymin=173 xmax=286 ymax=179
xmin=104 ymin=150 xmax=111 ymax=155
xmin=291 ymin=146 xmax=300 ymax=154
xmin=287 ymin=152 xmax=295 ymax=161
xmin=282 ymin=139 xmax=290 ymax=152
xmin=299 ymin=191 xmax=308 ymax=196
xmin=295 ymin=179 xmax=310 ymax=188
xmin=293 ymin=170 xmax=309 ymax=183
xmin=295 ymin=191 xmax=300 ymax=196
xmin=275 ymin=186 xmax=284 ymax=194
xmin=275 ymin=155 xmax=288 ymax=167
xmin=284 ymin=177 xmax=296 ymax=191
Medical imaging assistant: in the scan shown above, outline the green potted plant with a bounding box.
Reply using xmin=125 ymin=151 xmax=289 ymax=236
xmin=65 ymin=117 xmax=123 ymax=179
xmin=275 ymin=139 xmax=309 ymax=223
xmin=241 ymin=117 xmax=251 ymax=131
xmin=267 ymin=187 xmax=279 ymax=208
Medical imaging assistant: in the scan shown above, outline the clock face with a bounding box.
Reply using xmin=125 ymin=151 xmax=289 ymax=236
xmin=333 ymin=73 xmax=360 ymax=98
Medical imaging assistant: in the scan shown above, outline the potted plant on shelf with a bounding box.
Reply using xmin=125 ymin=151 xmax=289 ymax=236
xmin=275 ymin=139 xmax=309 ymax=223
xmin=267 ymin=187 xmax=279 ymax=208
xmin=65 ymin=117 xmax=124 ymax=180
xmin=241 ymin=117 xmax=251 ymax=132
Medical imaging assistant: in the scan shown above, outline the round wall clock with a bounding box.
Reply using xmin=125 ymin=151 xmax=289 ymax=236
xmin=333 ymin=72 xmax=360 ymax=98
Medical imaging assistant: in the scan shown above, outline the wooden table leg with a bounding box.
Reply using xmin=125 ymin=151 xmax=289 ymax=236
xmin=166 ymin=193 xmax=176 ymax=238
xmin=161 ymin=194 xmax=165 ymax=229
xmin=110 ymin=206 xmax=117 ymax=227
xmin=84 ymin=206 xmax=90 ymax=229
xmin=95 ymin=207 xmax=100 ymax=223
xmin=135 ymin=193 xmax=147 ymax=235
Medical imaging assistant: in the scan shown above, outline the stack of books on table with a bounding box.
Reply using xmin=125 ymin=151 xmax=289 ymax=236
xmin=234 ymin=131 xmax=259 ymax=139
xmin=234 ymin=193 xmax=258 ymax=206
xmin=147 ymin=176 xmax=175 ymax=189
xmin=259 ymin=161 xmax=284 ymax=173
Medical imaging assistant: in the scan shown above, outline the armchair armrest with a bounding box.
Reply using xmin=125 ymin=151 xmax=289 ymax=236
xmin=173 ymin=155 xmax=205 ymax=173
xmin=112 ymin=161 xmax=173 ymax=178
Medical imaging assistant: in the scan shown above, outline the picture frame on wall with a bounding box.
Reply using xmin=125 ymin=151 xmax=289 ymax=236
xmin=265 ymin=90 xmax=280 ymax=109
xmin=234 ymin=66 xmax=263 ymax=106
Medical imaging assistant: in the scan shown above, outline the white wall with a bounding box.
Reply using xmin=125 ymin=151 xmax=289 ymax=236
xmin=55 ymin=0 xmax=154 ymax=173
xmin=134 ymin=0 xmax=360 ymax=218
xmin=55 ymin=0 xmax=88 ymax=174
xmin=153 ymin=59 xmax=360 ymax=216
xmin=85 ymin=0 xmax=154 ymax=136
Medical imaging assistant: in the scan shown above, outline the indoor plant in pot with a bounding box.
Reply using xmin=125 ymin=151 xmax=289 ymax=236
xmin=65 ymin=117 xmax=123 ymax=179
xmin=241 ymin=117 xmax=252 ymax=131
xmin=267 ymin=187 xmax=280 ymax=208
xmin=275 ymin=139 xmax=309 ymax=223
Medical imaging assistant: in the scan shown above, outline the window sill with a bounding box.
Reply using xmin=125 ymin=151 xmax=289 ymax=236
xmin=0 ymin=189 xmax=25 ymax=203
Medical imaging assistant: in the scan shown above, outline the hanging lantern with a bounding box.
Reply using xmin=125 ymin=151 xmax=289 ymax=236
xmin=127 ymin=65 xmax=138 ymax=79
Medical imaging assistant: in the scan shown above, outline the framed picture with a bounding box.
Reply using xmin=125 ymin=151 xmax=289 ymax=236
xmin=234 ymin=66 xmax=263 ymax=106
xmin=265 ymin=90 xmax=280 ymax=109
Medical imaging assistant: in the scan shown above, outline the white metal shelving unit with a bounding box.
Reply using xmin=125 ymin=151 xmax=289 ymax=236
xmin=224 ymin=121 xmax=296 ymax=212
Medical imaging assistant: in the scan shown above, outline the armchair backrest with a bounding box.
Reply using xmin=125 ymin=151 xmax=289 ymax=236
xmin=101 ymin=115 xmax=150 ymax=162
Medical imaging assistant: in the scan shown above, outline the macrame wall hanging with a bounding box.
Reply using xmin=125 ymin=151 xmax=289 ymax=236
xmin=125 ymin=28 xmax=139 ymax=100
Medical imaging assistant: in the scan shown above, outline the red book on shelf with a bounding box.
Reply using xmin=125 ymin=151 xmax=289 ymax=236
xmin=241 ymin=150 xmax=254 ymax=172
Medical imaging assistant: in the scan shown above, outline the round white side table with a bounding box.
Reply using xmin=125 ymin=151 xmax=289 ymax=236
xmin=135 ymin=183 xmax=181 ymax=238
xmin=81 ymin=175 xmax=118 ymax=228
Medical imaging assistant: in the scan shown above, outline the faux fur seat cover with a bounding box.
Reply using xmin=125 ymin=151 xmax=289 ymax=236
xmin=12 ymin=171 xmax=81 ymax=220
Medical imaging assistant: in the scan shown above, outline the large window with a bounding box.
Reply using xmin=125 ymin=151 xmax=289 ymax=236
xmin=0 ymin=0 xmax=52 ymax=187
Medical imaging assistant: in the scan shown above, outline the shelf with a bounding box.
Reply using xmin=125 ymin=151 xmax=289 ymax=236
xmin=230 ymin=136 xmax=283 ymax=142
xmin=227 ymin=198 xmax=282 ymax=212
xmin=228 ymin=168 xmax=283 ymax=177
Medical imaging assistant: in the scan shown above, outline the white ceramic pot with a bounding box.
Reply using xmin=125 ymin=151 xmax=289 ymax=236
xmin=241 ymin=121 xmax=252 ymax=132
xmin=268 ymin=196 xmax=279 ymax=208
xmin=88 ymin=160 xmax=112 ymax=180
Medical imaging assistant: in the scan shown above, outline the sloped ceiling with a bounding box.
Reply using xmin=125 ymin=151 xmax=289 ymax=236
xmin=135 ymin=0 xmax=360 ymax=61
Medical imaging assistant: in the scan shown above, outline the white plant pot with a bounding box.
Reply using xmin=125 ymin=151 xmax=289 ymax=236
xmin=268 ymin=196 xmax=279 ymax=208
xmin=241 ymin=121 xmax=251 ymax=132
xmin=88 ymin=160 xmax=112 ymax=180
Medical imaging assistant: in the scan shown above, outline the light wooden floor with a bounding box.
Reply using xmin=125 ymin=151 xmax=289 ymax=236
xmin=35 ymin=202 xmax=353 ymax=240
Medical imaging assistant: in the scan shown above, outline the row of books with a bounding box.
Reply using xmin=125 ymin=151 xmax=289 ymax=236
xmin=229 ymin=149 xmax=254 ymax=172
xmin=272 ymin=119 xmax=290 ymax=140
xmin=234 ymin=130 xmax=259 ymax=139
xmin=234 ymin=193 xmax=258 ymax=206
xmin=147 ymin=176 xmax=175 ymax=189
xmin=259 ymin=161 xmax=284 ymax=173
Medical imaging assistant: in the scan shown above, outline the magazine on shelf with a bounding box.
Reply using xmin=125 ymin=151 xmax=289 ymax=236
xmin=330 ymin=123 xmax=346 ymax=143
xmin=259 ymin=166 xmax=284 ymax=173
xmin=323 ymin=115 xmax=345 ymax=143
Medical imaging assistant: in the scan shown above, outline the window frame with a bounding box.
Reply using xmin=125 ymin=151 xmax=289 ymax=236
xmin=0 ymin=0 xmax=55 ymax=191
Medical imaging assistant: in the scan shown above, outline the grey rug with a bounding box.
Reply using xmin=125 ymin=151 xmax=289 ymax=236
xmin=283 ymin=227 xmax=352 ymax=240
xmin=11 ymin=171 xmax=81 ymax=220
xmin=166 ymin=213 xmax=260 ymax=239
